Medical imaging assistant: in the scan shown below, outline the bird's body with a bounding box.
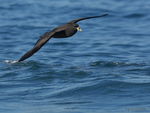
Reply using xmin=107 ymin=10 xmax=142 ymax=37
xmin=52 ymin=23 xmax=78 ymax=38
xmin=18 ymin=14 xmax=108 ymax=62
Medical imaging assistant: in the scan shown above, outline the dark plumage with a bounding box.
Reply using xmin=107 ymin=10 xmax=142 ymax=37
xmin=18 ymin=14 xmax=108 ymax=62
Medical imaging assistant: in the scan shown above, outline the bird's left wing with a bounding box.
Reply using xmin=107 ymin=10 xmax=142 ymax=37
xmin=18 ymin=27 xmax=65 ymax=62
xmin=18 ymin=31 xmax=55 ymax=62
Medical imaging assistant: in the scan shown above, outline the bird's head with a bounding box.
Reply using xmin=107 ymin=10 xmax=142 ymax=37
xmin=74 ymin=24 xmax=82 ymax=31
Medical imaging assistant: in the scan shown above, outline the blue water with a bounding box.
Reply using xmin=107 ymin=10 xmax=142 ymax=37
xmin=0 ymin=0 xmax=150 ymax=113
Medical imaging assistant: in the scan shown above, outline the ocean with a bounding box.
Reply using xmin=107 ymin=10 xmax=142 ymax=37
xmin=0 ymin=0 xmax=150 ymax=112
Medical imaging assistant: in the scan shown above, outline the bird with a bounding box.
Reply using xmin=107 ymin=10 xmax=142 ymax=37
xmin=18 ymin=14 xmax=108 ymax=62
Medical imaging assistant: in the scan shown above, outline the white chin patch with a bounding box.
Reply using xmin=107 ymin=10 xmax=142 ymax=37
xmin=77 ymin=27 xmax=82 ymax=31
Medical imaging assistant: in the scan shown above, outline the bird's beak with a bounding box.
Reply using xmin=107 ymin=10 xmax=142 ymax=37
xmin=77 ymin=27 xmax=82 ymax=31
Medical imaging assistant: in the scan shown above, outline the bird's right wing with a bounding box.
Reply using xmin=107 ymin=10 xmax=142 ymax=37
xmin=67 ymin=14 xmax=108 ymax=24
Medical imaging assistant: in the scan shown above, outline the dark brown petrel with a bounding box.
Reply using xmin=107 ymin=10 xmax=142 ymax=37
xmin=18 ymin=14 xmax=108 ymax=62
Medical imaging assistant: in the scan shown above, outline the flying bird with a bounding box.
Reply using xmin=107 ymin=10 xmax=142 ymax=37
xmin=18 ymin=14 xmax=108 ymax=62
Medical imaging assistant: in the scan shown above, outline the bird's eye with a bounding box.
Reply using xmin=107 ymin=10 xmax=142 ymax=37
xmin=75 ymin=24 xmax=79 ymax=27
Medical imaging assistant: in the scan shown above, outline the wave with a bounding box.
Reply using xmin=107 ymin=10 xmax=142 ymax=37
xmin=90 ymin=61 xmax=145 ymax=67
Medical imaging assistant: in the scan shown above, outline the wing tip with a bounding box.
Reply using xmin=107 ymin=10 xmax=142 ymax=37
xmin=104 ymin=14 xmax=108 ymax=16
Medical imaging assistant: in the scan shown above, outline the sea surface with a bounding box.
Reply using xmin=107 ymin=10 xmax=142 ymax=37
xmin=0 ymin=0 xmax=150 ymax=113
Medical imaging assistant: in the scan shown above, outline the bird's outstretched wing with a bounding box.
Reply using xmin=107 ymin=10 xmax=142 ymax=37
xmin=18 ymin=28 xmax=65 ymax=62
xmin=67 ymin=14 xmax=108 ymax=24
xmin=18 ymin=31 xmax=54 ymax=62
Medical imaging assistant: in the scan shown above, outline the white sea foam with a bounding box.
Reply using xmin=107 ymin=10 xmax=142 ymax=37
xmin=5 ymin=60 xmax=18 ymax=63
